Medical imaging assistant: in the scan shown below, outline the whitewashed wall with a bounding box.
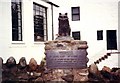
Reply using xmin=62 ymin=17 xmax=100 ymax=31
xmin=118 ymin=1 xmax=120 ymax=68
xmin=0 ymin=0 xmax=120 ymax=69
xmin=0 ymin=0 xmax=56 ymax=64
xmin=52 ymin=0 xmax=119 ymax=69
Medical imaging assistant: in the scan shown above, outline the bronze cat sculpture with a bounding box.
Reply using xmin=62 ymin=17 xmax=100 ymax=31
xmin=58 ymin=13 xmax=71 ymax=36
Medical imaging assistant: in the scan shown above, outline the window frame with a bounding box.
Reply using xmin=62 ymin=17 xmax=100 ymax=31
xmin=11 ymin=0 xmax=23 ymax=41
xmin=97 ymin=30 xmax=103 ymax=40
xmin=71 ymin=7 xmax=80 ymax=21
xmin=72 ymin=31 xmax=81 ymax=40
xmin=33 ymin=2 xmax=48 ymax=42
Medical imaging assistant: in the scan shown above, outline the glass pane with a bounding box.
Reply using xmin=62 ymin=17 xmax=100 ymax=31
xmin=40 ymin=7 xmax=43 ymax=11
xmin=33 ymin=10 xmax=36 ymax=15
xmin=11 ymin=0 xmax=16 ymax=2
xmin=18 ymin=20 xmax=21 ymax=26
xmin=17 ymin=5 xmax=20 ymax=11
xmin=18 ymin=27 xmax=21 ymax=33
xmin=36 ymin=5 xmax=39 ymax=11
xmin=44 ymin=19 xmax=46 ymax=24
xmin=36 ymin=11 xmax=39 ymax=15
xmin=72 ymin=14 xmax=80 ymax=21
xmin=43 ymin=13 xmax=46 ymax=18
xmin=18 ymin=33 xmax=22 ymax=40
xmin=97 ymin=30 xmax=103 ymax=40
xmin=43 ymin=8 xmax=45 ymax=12
xmin=44 ymin=24 xmax=46 ymax=29
xmin=40 ymin=12 xmax=43 ymax=16
xmin=18 ymin=13 xmax=21 ymax=19
xmin=72 ymin=7 xmax=79 ymax=14
xmin=33 ymin=4 xmax=36 ymax=10
xmin=72 ymin=31 xmax=80 ymax=40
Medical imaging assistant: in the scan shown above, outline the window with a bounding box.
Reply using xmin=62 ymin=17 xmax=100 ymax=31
xmin=33 ymin=3 xmax=47 ymax=41
xmin=72 ymin=31 xmax=81 ymax=40
xmin=11 ymin=0 xmax=22 ymax=41
xmin=71 ymin=7 xmax=80 ymax=21
xmin=97 ymin=30 xmax=103 ymax=40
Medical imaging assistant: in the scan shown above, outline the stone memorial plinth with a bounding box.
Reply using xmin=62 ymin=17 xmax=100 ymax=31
xmin=44 ymin=37 xmax=89 ymax=81
xmin=44 ymin=13 xmax=89 ymax=82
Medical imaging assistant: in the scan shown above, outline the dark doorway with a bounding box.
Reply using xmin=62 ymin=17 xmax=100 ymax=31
xmin=107 ymin=30 xmax=117 ymax=50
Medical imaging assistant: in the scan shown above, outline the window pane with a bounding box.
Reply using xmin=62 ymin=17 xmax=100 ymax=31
xmin=72 ymin=31 xmax=80 ymax=40
xmin=40 ymin=7 xmax=43 ymax=11
xmin=36 ymin=5 xmax=40 ymax=11
xmin=43 ymin=8 xmax=45 ymax=12
xmin=97 ymin=30 xmax=103 ymax=40
xmin=72 ymin=14 xmax=80 ymax=21
xmin=39 ymin=12 xmax=43 ymax=16
xmin=36 ymin=11 xmax=39 ymax=15
xmin=72 ymin=7 xmax=79 ymax=14
xmin=18 ymin=20 xmax=21 ymax=26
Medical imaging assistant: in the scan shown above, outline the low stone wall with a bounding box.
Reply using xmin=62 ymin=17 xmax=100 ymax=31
xmin=1 ymin=57 xmax=120 ymax=82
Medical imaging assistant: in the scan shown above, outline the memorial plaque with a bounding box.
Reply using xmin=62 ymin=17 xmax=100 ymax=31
xmin=46 ymin=50 xmax=87 ymax=69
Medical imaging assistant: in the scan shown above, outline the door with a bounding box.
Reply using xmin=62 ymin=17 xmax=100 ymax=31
xmin=107 ymin=30 xmax=117 ymax=50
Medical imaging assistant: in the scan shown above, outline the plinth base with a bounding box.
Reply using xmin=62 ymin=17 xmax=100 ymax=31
xmin=43 ymin=68 xmax=88 ymax=81
xmin=44 ymin=38 xmax=89 ymax=82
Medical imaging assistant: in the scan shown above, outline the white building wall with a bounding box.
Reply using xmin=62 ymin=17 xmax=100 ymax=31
xmin=118 ymin=1 xmax=120 ymax=67
xmin=0 ymin=0 xmax=55 ymax=64
xmin=0 ymin=0 xmax=120 ymax=69
xmin=52 ymin=0 xmax=119 ymax=69
xmin=0 ymin=1 xmax=11 ymax=62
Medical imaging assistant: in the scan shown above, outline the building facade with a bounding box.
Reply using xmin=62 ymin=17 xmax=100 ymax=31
xmin=0 ymin=0 xmax=120 ymax=69
xmin=0 ymin=0 xmax=59 ymax=63
xmin=52 ymin=0 xmax=120 ymax=69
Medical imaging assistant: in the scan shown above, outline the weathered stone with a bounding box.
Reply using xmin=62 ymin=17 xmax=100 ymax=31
xmin=0 ymin=57 xmax=3 ymax=69
xmin=77 ymin=44 xmax=88 ymax=49
xmin=61 ymin=74 xmax=74 ymax=82
xmin=17 ymin=73 xmax=30 ymax=80
xmin=115 ymin=69 xmax=120 ymax=77
xmin=88 ymin=63 xmax=99 ymax=75
xmin=35 ymin=77 xmax=44 ymax=82
xmin=29 ymin=58 xmax=38 ymax=71
xmin=18 ymin=57 xmax=27 ymax=69
xmin=56 ymin=36 xmax=74 ymax=41
xmin=63 ymin=69 xmax=73 ymax=75
xmin=102 ymin=66 xmax=111 ymax=73
xmin=43 ymin=72 xmax=54 ymax=81
xmin=45 ymin=45 xmax=53 ymax=50
xmin=73 ymin=69 xmax=88 ymax=81
xmin=33 ymin=72 xmax=41 ymax=77
xmin=6 ymin=56 xmax=16 ymax=68
xmin=100 ymin=70 xmax=112 ymax=80
xmin=0 ymin=57 xmax=3 ymax=64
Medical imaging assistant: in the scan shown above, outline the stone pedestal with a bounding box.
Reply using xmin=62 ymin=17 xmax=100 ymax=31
xmin=44 ymin=37 xmax=89 ymax=82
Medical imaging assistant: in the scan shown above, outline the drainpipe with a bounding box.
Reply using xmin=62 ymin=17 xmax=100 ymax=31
xmin=51 ymin=5 xmax=54 ymax=40
xmin=47 ymin=1 xmax=59 ymax=40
